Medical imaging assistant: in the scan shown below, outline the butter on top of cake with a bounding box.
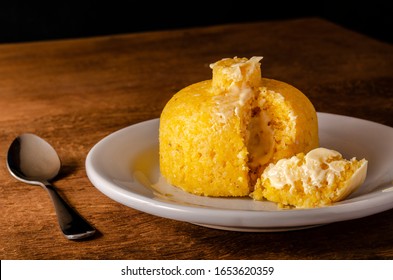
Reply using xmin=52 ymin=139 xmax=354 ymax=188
xmin=209 ymin=56 xmax=263 ymax=123
xmin=210 ymin=56 xmax=263 ymax=93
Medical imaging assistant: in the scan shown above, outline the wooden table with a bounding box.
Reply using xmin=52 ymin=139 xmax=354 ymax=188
xmin=1 ymin=17 xmax=392 ymax=260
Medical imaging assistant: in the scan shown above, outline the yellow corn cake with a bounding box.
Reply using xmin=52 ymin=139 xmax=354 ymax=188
xmin=251 ymin=147 xmax=368 ymax=208
xmin=159 ymin=56 xmax=319 ymax=197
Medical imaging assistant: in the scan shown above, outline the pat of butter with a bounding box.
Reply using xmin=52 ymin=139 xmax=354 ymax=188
xmin=262 ymin=147 xmax=368 ymax=197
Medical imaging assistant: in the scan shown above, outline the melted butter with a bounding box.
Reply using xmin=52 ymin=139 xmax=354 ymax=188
xmin=213 ymin=86 xmax=253 ymax=122
xmin=131 ymin=145 xmax=160 ymax=191
xmin=247 ymin=108 xmax=274 ymax=170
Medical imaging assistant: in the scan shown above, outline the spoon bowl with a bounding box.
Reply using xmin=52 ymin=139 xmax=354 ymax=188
xmin=7 ymin=133 xmax=61 ymax=183
xmin=7 ymin=133 xmax=96 ymax=240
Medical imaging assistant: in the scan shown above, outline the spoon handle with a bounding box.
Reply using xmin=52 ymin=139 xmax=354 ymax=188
xmin=43 ymin=182 xmax=96 ymax=240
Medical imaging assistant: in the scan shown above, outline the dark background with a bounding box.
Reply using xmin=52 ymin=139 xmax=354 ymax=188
xmin=0 ymin=1 xmax=392 ymax=44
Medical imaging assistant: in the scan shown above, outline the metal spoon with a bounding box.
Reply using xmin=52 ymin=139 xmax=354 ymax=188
xmin=6 ymin=133 xmax=96 ymax=240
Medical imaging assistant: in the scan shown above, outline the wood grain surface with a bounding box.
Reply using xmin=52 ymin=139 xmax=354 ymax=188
xmin=1 ymin=17 xmax=392 ymax=260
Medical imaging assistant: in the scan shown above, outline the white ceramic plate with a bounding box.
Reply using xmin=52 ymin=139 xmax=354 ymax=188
xmin=86 ymin=113 xmax=393 ymax=232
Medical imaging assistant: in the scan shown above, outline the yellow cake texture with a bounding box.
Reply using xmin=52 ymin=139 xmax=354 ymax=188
xmin=251 ymin=147 xmax=368 ymax=208
xmin=159 ymin=56 xmax=319 ymax=197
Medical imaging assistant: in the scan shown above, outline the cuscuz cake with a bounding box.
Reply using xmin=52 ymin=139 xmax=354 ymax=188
xmin=159 ymin=56 xmax=320 ymax=198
